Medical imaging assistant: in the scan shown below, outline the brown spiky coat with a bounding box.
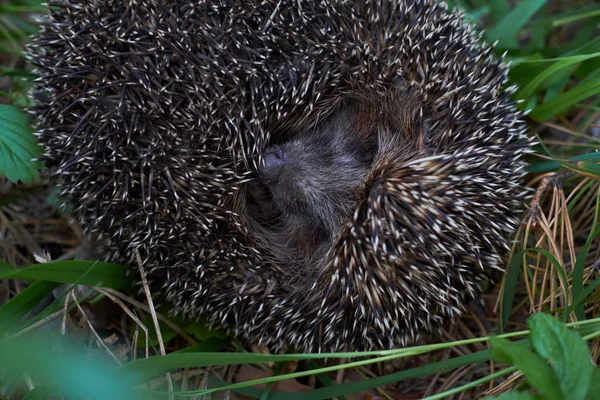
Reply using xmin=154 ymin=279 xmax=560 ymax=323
xmin=28 ymin=0 xmax=531 ymax=351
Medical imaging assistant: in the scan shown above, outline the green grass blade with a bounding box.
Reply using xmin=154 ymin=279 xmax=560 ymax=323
xmin=552 ymin=7 xmax=600 ymax=27
xmin=516 ymin=52 xmax=600 ymax=100
xmin=529 ymin=77 xmax=600 ymax=121
xmin=488 ymin=0 xmax=509 ymax=22
xmin=566 ymin=278 xmax=600 ymax=319
xmin=526 ymin=152 xmax=600 ymax=174
xmin=0 ymin=280 xmax=58 ymax=330
xmin=119 ymin=353 xmax=339 ymax=384
xmin=501 ymin=248 xmax=571 ymax=329
xmin=189 ymin=349 xmax=496 ymax=400
xmin=0 ymin=260 xmax=133 ymax=290
xmin=12 ymin=286 xmax=97 ymax=335
xmin=500 ymin=249 xmax=525 ymax=332
xmin=485 ymin=0 xmax=547 ymax=48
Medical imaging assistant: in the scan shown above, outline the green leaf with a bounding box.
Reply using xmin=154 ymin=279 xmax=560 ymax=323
xmin=486 ymin=0 xmax=547 ymax=48
xmin=587 ymin=369 xmax=600 ymax=400
xmin=0 ymin=260 xmax=133 ymax=291
xmin=528 ymin=313 xmax=595 ymax=400
xmin=0 ymin=280 xmax=58 ymax=331
xmin=0 ymin=104 xmax=43 ymax=184
xmin=489 ymin=336 xmax=563 ymax=400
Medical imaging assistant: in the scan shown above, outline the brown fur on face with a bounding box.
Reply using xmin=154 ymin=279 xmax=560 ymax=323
xmin=244 ymin=92 xmax=426 ymax=276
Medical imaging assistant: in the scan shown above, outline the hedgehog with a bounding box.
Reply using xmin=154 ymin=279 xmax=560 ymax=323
xmin=27 ymin=0 xmax=532 ymax=351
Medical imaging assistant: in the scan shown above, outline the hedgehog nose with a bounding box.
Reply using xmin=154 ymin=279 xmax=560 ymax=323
xmin=259 ymin=145 xmax=286 ymax=185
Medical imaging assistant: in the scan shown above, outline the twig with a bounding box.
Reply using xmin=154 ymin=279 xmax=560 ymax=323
xmin=72 ymin=293 xmax=122 ymax=365
xmin=96 ymin=287 xmax=150 ymax=359
xmin=98 ymin=287 xmax=198 ymax=346
xmin=135 ymin=249 xmax=174 ymax=400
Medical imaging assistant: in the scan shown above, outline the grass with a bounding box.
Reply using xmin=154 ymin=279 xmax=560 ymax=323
xmin=1 ymin=0 xmax=600 ymax=399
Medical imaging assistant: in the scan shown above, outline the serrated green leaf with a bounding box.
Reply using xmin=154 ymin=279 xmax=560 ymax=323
xmin=489 ymin=336 xmax=563 ymax=400
xmin=0 ymin=260 xmax=133 ymax=291
xmin=528 ymin=313 xmax=595 ymax=400
xmin=0 ymin=104 xmax=43 ymax=184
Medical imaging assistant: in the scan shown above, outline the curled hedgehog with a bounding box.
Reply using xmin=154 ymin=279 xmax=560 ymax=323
xmin=28 ymin=0 xmax=532 ymax=351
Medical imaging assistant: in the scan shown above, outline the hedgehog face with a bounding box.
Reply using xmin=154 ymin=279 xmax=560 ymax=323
xmin=248 ymin=100 xmax=423 ymax=266
xmin=249 ymin=105 xmax=377 ymax=261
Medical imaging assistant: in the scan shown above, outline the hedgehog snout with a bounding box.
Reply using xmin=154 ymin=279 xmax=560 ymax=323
xmin=258 ymin=145 xmax=286 ymax=185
